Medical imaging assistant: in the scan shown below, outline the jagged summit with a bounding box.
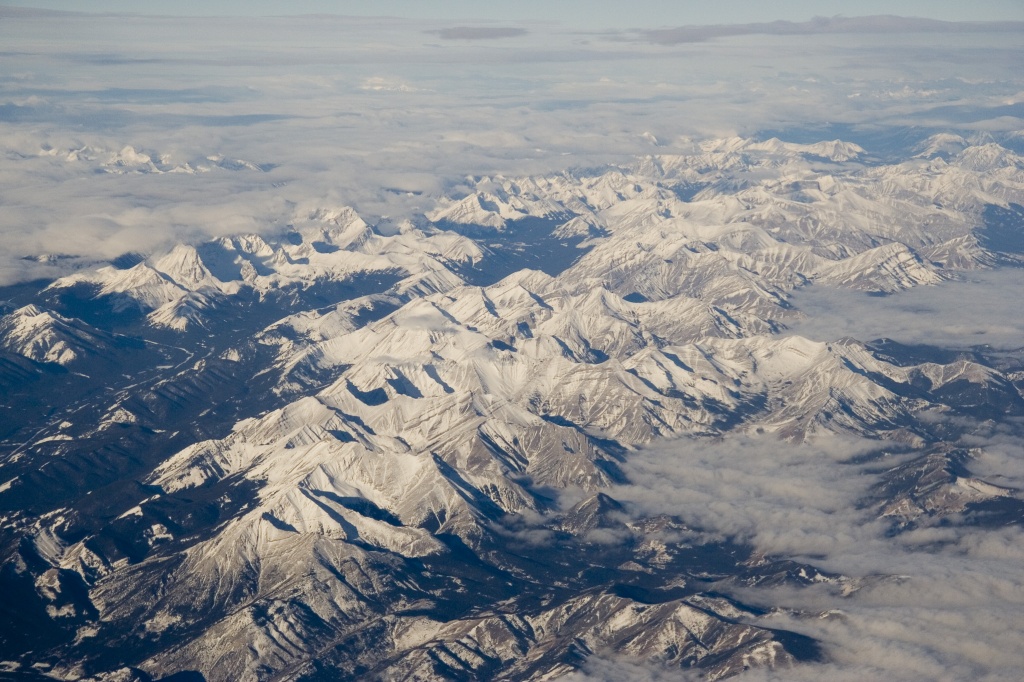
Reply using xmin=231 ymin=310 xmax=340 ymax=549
xmin=0 ymin=304 xmax=115 ymax=365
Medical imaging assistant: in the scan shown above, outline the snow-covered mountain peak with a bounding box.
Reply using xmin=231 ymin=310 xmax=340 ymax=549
xmin=0 ymin=304 xmax=113 ymax=365
xmin=153 ymin=244 xmax=221 ymax=291
xmin=915 ymin=132 xmax=970 ymax=159
xmin=955 ymin=143 xmax=1024 ymax=172
xmin=803 ymin=139 xmax=866 ymax=162
xmin=108 ymin=145 xmax=154 ymax=169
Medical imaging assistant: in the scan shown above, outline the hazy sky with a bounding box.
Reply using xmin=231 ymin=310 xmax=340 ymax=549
xmin=3 ymin=0 xmax=1023 ymax=27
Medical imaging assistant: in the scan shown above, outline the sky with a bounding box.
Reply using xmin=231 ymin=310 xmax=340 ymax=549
xmin=3 ymin=0 xmax=1023 ymax=26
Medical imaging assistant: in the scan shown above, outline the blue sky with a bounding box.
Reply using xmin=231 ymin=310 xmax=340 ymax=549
xmin=3 ymin=0 xmax=1023 ymax=27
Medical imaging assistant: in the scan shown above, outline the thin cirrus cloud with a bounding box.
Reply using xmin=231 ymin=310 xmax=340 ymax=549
xmin=426 ymin=26 xmax=528 ymax=40
xmin=632 ymin=14 xmax=1024 ymax=45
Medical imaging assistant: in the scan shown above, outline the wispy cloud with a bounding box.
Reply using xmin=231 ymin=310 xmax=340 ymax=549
xmin=635 ymin=15 xmax=1024 ymax=45
xmin=426 ymin=26 xmax=528 ymax=40
xmin=786 ymin=269 xmax=1024 ymax=350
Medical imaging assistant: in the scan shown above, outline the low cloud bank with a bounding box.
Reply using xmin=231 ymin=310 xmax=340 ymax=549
xmin=786 ymin=269 xmax=1024 ymax=351
xmin=602 ymin=429 xmax=1024 ymax=681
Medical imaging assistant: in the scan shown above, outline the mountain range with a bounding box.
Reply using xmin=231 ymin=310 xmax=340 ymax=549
xmin=1 ymin=133 xmax=1022 ymax=681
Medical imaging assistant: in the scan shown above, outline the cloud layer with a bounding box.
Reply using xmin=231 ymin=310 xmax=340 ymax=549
xmin=786 ymin=269 xmax=1024 ymax=350
xmin=636 ymin=15 xmax=1024 ymax=45
xmin=604 ymin=429 xmax=1024 ymax=681
xmin=0 ymin=12 xmax=1021 ymax=284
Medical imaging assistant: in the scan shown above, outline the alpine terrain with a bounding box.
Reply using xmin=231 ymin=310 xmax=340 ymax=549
xmin=1 ymin=133 xmax=1023 ymax=681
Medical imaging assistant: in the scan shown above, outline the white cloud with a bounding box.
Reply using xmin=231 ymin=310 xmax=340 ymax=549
xmin=606 ymin=429 xmax=1024 ymax=681
xmin=634 ymin=15 xmax=1024 ymax=45
xmin=785 ymin=269 xmax=1024 ymax=350
xmin=0 ymin=13 xmax=1021 ymax=283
